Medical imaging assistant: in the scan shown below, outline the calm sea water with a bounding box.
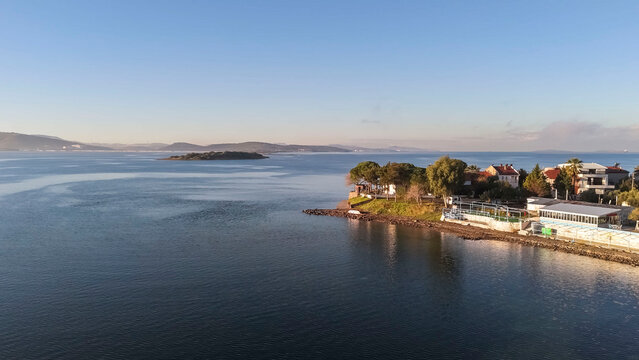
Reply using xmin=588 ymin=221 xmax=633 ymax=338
xmin=1 ymin=151 xmax=639 ymax=359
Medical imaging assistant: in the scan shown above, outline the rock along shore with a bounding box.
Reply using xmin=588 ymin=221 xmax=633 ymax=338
xmin=303 ymin=208 xmax=639 ymax=266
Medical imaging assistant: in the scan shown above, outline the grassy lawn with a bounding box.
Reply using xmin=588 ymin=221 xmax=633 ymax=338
xmin=354 ymin=198 xmax=443 ymax=221
xmin=348 ymin=196 xmax=372 ymax=206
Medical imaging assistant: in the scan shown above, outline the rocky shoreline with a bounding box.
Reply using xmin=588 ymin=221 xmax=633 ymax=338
xmin=303 ymin=208 xmax=639 ymax=266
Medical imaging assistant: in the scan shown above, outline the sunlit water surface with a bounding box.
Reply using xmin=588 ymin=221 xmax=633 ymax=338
xmin=1 ymin=151 xmax=639 ymax=359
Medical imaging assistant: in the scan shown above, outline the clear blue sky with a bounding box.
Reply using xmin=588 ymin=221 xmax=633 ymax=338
xmin=1 ymin=0 xmax=638 ymax=151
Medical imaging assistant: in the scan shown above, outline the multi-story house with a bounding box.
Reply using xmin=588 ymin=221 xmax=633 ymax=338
xmin=558 ymin=162 xmax=616 ymax=194
xmin=485 ymin=164 xmax=519 ymax=188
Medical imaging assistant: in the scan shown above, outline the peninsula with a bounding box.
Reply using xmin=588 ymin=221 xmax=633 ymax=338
xmin=305 ymin=156 xmax=639 ymax=266
xmin=160 ymin=151 xmax=268 ymax=160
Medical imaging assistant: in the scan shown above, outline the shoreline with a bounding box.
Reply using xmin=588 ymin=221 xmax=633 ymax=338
xmin=303 ymin=208 xmax=639 ymax=266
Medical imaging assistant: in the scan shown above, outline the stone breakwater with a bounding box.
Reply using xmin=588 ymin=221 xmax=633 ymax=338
xmin=303 ymin=209 xmax=639 ymax=266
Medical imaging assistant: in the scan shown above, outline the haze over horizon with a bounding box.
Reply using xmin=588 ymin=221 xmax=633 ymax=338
xmin=2 ymin=1 xmax=638 ymax=151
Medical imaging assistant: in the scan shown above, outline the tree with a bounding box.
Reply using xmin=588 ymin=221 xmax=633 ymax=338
xmin=523 ymin=164 xmax=550 ymax=197
xmin=409 ymin=167 xmax=429 ymax=204
xmin=349 ymin=161 xmax=380 ymax=193
xmin=617 ymin=178 xmax=634 ymax=192
xmin=629 ymin=208 xmax=639 ymax=230
xmin=555 ymin=167 xmax=573 ymax=198
xmin=406 ymin=184 xmax=424 ymax=204
xmin=345 ymin=173 xmax=354 ymax=187
xmin=518 ymin=168 xmax=529 ymax=188
xmin=618 ymin=189 xmax=639 ymax=207
xmin=480 ymin=181 xmax=519 ymax=203
xmin=466 ymin=164 xmax=480 ymax=172
xmin=579 ymin=189 xmax=599 ymax=203
xmin=378 ymin=162 xmax=419 ymax=201
xmin=379 ymin=162 xmax=398 ymax=200
xmin=395 ymin=163 xmax=418 ymax=191
xmin=564 ymin=158 xmax=583 ymax=194
xmin=426 ymin=156 xmax=467 ymax=207
xmin=632 ymin=165 xmax=639 ymax=190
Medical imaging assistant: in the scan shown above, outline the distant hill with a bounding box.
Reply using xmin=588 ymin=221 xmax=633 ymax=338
xmin=332 ymin=144 xmax=433 ymax=152
xmin=161 ymin=141 xmax=350 ymax=153
xmin=0 ymin=132 xmax=111 ymax=151
xmin=0 ymin=132 xmax=350 ymax=153
xmin=161 ymin=142 xmax=211 ymax=151
xmin=89 ymin=143 xmax=170 ymax=151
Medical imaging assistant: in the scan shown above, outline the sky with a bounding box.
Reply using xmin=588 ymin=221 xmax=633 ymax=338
xmin=1 ymin=0 xmax=638 ymax=151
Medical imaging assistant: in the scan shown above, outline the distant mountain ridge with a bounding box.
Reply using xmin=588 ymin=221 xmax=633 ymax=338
xmin=160 ymin=141 xmax=349 ymax=153
xmin=0 ymin=132 xmax=350 ymax=153
xmin=0 ymin=132 xmax=111 ymax=151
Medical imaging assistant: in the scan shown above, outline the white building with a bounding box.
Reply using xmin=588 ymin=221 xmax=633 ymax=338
xmin=539 ymin=203 xmax=622 ymax=228
xmin=557 ymin=162 xmax=615 ymax=194
xmin=486 ymin=164 xmax=520 ymax=188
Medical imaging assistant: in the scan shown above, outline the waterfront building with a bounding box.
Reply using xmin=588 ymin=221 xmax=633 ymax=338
xmin=526 ymin=197 xmax=559 ymax=213
xmin=539 ymin=203 xmax=624 ymax=227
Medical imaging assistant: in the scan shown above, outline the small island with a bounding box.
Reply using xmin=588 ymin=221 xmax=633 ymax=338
xmin=160 ymin=151 xmax=268 ymax=160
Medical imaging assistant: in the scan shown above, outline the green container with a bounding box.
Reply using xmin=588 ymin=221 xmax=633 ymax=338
xmin=541 ymin=228 xmax=552 ymax=236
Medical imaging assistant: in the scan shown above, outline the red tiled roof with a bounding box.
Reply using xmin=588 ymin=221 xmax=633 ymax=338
xmin=606 ymin=166 xmax=629 ymax=173
xmin=492 ymin=165 xmax=519 ymax=176
xmin=544 ymin=168 xmax=561 ymax=180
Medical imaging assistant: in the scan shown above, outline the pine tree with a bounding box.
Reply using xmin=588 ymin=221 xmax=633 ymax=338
xmin=523 ymin=164 xmax=550 ymax=197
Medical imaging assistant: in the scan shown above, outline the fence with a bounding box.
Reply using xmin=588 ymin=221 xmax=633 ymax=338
xmin=444 ymin=201 xmax=528 ymax=223
xmin=536 ymin=219 xmax=639 ymax=252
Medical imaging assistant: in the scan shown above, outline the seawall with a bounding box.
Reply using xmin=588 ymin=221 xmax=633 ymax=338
xmin=303 ymin=209 xmax=639 ymax=266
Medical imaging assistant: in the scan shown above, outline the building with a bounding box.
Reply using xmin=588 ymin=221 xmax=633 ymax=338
xmin=543 ymin=167 xmax=561 ymax=187
xmin=539 ymin=203 xmax=623 ymax=228
xmin=526 ymin=197 xmax=560 ymax=213
xmin=557 ymin=162 xmax=615 ymax=194
xmin=383 ymin=184 xmax=397 ymax=196
xmin=485 ymin=164 xmax=519 ymax=188
xmin=528 ymin=197 xmax=634 ymax=223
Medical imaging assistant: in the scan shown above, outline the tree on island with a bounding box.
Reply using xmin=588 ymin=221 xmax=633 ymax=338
xmin=426 ymin=155 xmax=467 ymax=207
xmin=523 ymin=164 xmax=550 ymax=197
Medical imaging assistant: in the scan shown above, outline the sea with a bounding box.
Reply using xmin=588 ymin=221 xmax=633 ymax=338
xmin=1 ymin=151 xmax=639 ymax=359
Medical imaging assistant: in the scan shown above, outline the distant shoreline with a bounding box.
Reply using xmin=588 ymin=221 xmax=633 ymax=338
xmin=304 ymin=208 xmax=639 ymax=266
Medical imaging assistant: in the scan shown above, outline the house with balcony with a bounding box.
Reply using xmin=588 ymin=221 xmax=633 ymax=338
xmin=558 ymin=162 xmax=615 ymax=194
xmin=485 ymin=164 xmax=519 ymax=188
